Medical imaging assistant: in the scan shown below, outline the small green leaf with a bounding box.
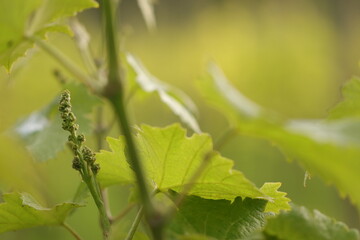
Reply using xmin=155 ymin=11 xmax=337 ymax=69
xmin=98 ymin=124 xmax=266 ymax=201
xmin=260 ymin=182 xmax=291 ymax=214
xmin=199 ymin=63 xmax=360 ymax=208
xmin=0 ymin=192 xmax=82 ymax=234
xmin=265 ymin=204 xmax=360 ymax=240
xmin=96 ymin=137 xmax=135 ymax=187
xmin=0 ymin=0 xmax=42 ymax=71
xmin=0 ymin=0 xmax=98 ymax=71
xmin=29 ymin=0 xmax=98 ymax=34
xmin=168 ymin=195 xmax=268 ymax=240
xmin=329 ymin=77 xmax=360 ymax=119
xmin=126 ymin=54 xmax=201 ymax=133
xmin=14 ymin=83 xmax=101 ymax=161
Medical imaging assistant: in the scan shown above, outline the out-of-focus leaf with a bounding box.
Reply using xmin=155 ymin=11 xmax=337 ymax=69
xmin=265 ymin=204 xmax=360 ymax=240
xmin=0 ymin=0 xmax=98 ymax=71
xmin=168 ymin=195 xmax=268 ymax=240
xmin=98 ymin=124 xmax=268 ymax=201
xmin=29 ymin=0 xmax=98 ymax=32
xmin=126 ymin=53 xmax=200 ymax=133
xmin=207 ymin=62 xmax=263 ymax=119
xmin=199 ymin=63 xmax=360 ymax=208
xmin=0 ymin=192 xmax=82 ymax=234
xmin=137 ymin=0 xmax=157 ymax=31
xmin=14 ymin=83 xmax=101 ymax=161
xmin=260 ymin=183 xmax=290 ymax=214
xmin=329 ymin=77 xmax=360 ymax=119
xmin=0 ymin=0 xmax=42 ymax=71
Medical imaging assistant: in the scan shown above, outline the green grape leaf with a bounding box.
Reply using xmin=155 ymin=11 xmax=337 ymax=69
xmin=199 ymin=63 xmax=360 ymax=208
xmin=14 ymin=83 xmax=101 ymax=162
xmin=30 ymin=0 xmax=98 ymax=32
xmin=264 ymin=204 xmax=360 ymax=240
xmin=0 ymin=192 xmax=82 ymax=234
xmin=0 ymin=0 xmax=98 ymax=71
xmin=168 ymin=195 xmax=268 ymax=240
xmin=126 ymin=53 xmax=201 ymax=133
xmin=329 ymin=77 xmax=360 ymax=119
xmin=0 ymin=0 xmax=42 ymax=71
xmin=96 ymin=137 xmax=135 ymax=187
xmin=98 ymin=124 xmax=267 ymax=201
xmin=260 ymin=182 xmax=291 ymax=214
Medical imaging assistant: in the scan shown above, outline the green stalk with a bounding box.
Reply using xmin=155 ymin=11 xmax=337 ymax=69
xmin=62 ymin=222 xmax=83 ymax=240
xmin=100 ymin=0 xmax=153 ymax=214
xmin=125 ymin=206 xmax=144 ymax=240
xmin=71 ymin=128 xmax=111 ymax=239
xmin=83 ymin=175 xmax=111 ymax=238
xmin=29 ymin=36 xmax=98 ymax=92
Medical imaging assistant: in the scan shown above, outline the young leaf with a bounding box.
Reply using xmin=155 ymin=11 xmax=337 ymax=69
xmin=126 ymin=54 xmax=201 ymax=133
xmin=264 ymin=204 xmax=360 ymax=240
xmin=0 ymin=192 xmax=82 ymax=234
xmin=199 ymin=63 xmax=360 ymax=208
xmin=168 ymin=195 xmax=268 ymax=240
xmin=0 ymin=0 xmax=42 ymax=71
xmin=96 ymin=137 xmax=135 ymax=187
xmin=97 ymin=124 xmax=267 ymax=201
xmin=329 ymin=77 xmax=360 ymax=119
xmin=14 ymin=83 xmax=101 ymax=161
xmin=0 ymin=0 xmax=98 ymax=71
xmin=260 ymin=182 xmax=291 ymax=214
xmin=29 ymin=0 xmax=98 ymax=32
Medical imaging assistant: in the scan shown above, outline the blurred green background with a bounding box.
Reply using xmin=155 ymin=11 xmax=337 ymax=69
xmin=1 ymin=0 xmax=360 ymax=239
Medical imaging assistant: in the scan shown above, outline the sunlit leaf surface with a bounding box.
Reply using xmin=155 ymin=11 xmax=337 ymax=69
xmin=98 ymin=124 xmax=268 ymax=201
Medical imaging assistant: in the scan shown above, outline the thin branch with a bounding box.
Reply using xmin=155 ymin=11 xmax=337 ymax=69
xmin=28 ymin=35 xmax=99 ymax=92
xmin=62 ymin=222 xmax=83 ymax=240
xmin=111 ymin=202 xmax=137 ymax=223
xmin=125 ymin=206 xmax=144 ymax=240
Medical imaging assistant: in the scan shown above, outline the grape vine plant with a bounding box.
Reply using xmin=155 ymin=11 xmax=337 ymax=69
xmin=0 ymin=0 xmax=360 ymax=240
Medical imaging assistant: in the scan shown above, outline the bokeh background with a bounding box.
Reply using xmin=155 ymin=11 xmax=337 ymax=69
xmin=1 ymin=0 xmax=360 ymax=239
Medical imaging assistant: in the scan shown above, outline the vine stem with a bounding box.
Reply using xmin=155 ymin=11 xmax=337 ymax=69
xmin=62 ymin=222 xmax=83 ymax=240
xmin=100 ymin=0 xmax=153 ymax=216
xmin=28 ymin=35 xmax=98 ymax=92
xmin=111 ymin=202 xmax=136 ymax=223
xmin=125 ymin=206 xmax=144 ymax=240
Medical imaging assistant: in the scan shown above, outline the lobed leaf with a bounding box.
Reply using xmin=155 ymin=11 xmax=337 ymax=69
xmin=199 ymin=63 xmax=360 ymax=208
xmin=168 ymin=195 xmax=268 ymax=240
xmin=260 ymin=182 xmax=291 ymax=214
xmin=126 ymin=53 xmax=201 ymax=133
xmin=14 ymin=83 xmax=101 ymax=162
xmin=0 ymin=192 xmax=81 ymax=234
xmin=264 ymin=204 xmax=360 ymax=240
xmin=97 ymin=124 xmax=268 ymax=201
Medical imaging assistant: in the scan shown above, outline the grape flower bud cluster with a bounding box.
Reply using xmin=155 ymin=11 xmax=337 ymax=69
xmin=59 ymin=90 xmax=100 ymax=175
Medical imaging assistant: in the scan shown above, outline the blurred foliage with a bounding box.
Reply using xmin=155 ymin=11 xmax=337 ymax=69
xmin=1 ymin=0 xmax=360 ymax=239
